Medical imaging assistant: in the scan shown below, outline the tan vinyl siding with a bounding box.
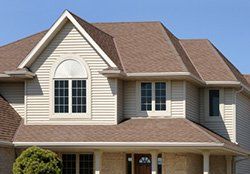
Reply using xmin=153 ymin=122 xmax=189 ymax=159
xmin=236 ymin=93 xmax=250 ymax=174
xmin=123 ymin=80 xmax=185 ymax=118
xmin=171 ymin=81 xmax=185 ymax=118
xmin=0 ymin=82 xmax=24 ymax=117
xmin=26 ymin=21 xmax=117 ymax=124
xmin=200 ymin=88 xmax=235 ymax=141
xmin=123 ymin=81 xmax=137 ymax=118
xmin=186 ymin=82 xmax=200 ymax=122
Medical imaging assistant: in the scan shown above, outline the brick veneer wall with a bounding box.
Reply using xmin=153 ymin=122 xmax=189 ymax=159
xmin=162 ymin=153 xmax=227 ymax=174
xmin=101 ymin=152 xmax=126 ymax=174
xmin=0 ymin=147 xmax=15 ymax=174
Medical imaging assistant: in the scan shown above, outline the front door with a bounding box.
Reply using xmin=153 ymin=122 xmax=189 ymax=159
xmin=134 ymin=154 xmax=151 ymax=174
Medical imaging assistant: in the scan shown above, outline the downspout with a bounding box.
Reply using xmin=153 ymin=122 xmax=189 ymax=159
xmin=233 ymin=86 xmax=247 ymax=174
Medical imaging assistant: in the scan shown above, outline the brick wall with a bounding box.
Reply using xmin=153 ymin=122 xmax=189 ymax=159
xmin=101 ymin=152 xmax=126 ymax=174
xmin=0 ymin=147 xmax=15 ymax=174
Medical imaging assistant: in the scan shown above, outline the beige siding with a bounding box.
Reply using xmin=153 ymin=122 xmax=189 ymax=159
xmin=0 ymin=82 xmax=24 ymax=117
xmin=171 ymin=81 xmax=185 ymax=118
xmin=236 ymin=93 xmax=250 ymax=174
xmin=26 ymin=21 xmax=117 ymax=124
xmin=123 ymin=81 xmax=137 ymax=118
xmin=123 ymin=80 xmax=185 ymax=118
xmin=200 ymin=88 xmax=235 ymax=141
xmin=186 ymin=82 xmax=200 ymax=122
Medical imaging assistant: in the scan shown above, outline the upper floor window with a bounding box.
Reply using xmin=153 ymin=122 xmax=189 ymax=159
xmin=140 ymin=82 xmax=167 ymax=112
xmin=53 ymin=59 xmax=88 ymax=114
xmin=209 ymin=90 xmax=220 ymax=116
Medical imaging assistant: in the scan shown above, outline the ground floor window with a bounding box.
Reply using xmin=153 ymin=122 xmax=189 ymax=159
xmin=62 ymin=153 xmax=93 ymax=174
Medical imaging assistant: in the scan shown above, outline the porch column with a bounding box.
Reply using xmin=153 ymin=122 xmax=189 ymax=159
xmin=226 ymin=156 xmax=232 ymax=174
xmin=94 ymin=150 xmax=102 ymax=174
xmin=203 ymin=152 xmax=210 ymax=174
xmin=151 ymin=151 xmax=158 ymax=174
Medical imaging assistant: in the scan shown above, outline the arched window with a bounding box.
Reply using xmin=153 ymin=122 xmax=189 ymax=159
xmin=53 ymin=59 xmax=88 ymax=114
xmin=138 ymin=156 xmax=151 ymax=164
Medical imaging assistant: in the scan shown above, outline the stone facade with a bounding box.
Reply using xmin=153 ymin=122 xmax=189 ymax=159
xmin=101 ymin=152 xmax=126 ymax=174
xmin=0 ymin=147 xmax=15 ymax=174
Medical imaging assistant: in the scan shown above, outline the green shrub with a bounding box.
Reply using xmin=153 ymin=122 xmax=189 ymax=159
xmin=13 ymin=146 xmax=62 ymax=174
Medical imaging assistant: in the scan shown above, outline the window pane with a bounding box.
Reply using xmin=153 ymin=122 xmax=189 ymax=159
xmin=79 ymin=154 xmax=93 ymax=174
xmin=141 ymin=83 xmax=152 ymax=111
xmin=155 ymin=82 xmax=166 ymax=111
xmin=72 ymin=80 xmax=86 ymax=113
xmin=158 ymin=154 xmax=162 ymax=174
xmin=62 ymin=154 xmax=76 ymax=174
xmin=209 ymin=90 xmax=220 ymax=116
xmin=54 ymin=80 xmax=69 ymax=113
xmin=126 ymin=154 xmax=132 ymax=174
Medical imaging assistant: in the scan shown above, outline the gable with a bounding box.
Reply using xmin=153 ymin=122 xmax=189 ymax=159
xmin=18 ymin=11 xmax=118 ymax=70
xmin=25 ymin=21 xmax=117 ymax=124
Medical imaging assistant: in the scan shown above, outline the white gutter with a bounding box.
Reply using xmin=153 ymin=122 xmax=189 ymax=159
xmin=13 ymin=141 xmax=223 ymax=147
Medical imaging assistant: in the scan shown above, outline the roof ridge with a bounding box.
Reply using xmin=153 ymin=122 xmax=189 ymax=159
xmin=160 ymin=24 xmax=202 ymax=79
xmin=0 ymin=30 xmax=48 ymax=48
xmin=183 ymin=119 xmax=222 ymax=143
xmin=179 ymin=40 xmax=204 ymax=80
xmin=92 ymin=21 xmax=162 ymax=24
xmin=69 ymin=12 xmax=114 ymax=39
xmin=158 ymin=23 xmax=188 ymax=72
xmin=205 ymin=40 xmax=238 ymax=81
xmin=112 ymin=38 xmax=126 ymax=73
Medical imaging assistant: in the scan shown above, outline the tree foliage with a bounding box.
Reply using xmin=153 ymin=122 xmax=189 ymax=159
xmin=13 ymin=146 xmax=62 ymax=174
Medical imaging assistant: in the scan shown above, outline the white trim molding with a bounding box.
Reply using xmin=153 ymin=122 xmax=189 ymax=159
xmin=17 ymin=10 xmax=117 ymax=69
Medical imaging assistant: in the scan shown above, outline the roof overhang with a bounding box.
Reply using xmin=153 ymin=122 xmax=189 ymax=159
xmin=17 ymin=10 xmax=117 ymax=69
xmin=13 ymin=141 xmax=249 ymax=156
xmin=0 ymin=140 xmax=13 ymax=147
xmin=0 ymin=69 xmax=35 ymax=80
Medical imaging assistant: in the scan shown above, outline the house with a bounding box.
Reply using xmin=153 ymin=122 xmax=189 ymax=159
xmin=0 ymin=10 xmax=250 ymax=174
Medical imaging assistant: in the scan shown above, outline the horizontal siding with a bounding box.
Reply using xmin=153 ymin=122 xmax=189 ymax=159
xmin=26 ymin=21 xmax=116 ymax=124
xmin=236 ymin=93 xmax=250 ymax=174
xmin=0 ymin=82 xmax=24 ymax=117
xmin=186 ymin=82 xmax=199 ymax=122
xmin=123 ymin=81 xmax=137 ymax=118
xmin=171 ymin=81 xmax=185 ymax=118
xmin=123 ymin=81 xmax=185 ymax=118
xmin=200 ymin=88 xmax=235 ymax=141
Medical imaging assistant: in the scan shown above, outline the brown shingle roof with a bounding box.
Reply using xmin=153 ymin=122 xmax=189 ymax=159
xmin=0 ymin=31 xmax=47 ymax=73
xmin=12 ymin=119 xmax=237 ymax=144
xmin=0 ymin=12 xmax=248 ymax=86
xmin=244 ymin=74 xmax=250 ymax=85
xmin=0 ymin=95 xmax=21 ymax=142
xmin=14 ymin=118 xmax=248 ymax=154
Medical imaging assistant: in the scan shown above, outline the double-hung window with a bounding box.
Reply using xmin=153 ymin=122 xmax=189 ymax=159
xmin=140 ymin=82 xmax=168 ymax=113
xmin=53 ymin=59 xmax=88 ymax=116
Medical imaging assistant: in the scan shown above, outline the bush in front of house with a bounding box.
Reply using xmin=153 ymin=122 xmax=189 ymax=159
xmin=13 ymin=146 xmax=62 ymax=174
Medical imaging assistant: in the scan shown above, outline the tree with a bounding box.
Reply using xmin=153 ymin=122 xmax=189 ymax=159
xmin=13 ymin=146 xmax=62 ymax=174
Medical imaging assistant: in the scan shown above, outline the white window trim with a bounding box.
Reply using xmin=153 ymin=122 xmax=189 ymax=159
xmin=136 ymin=81 xmax=171 ymax=117
xmin=204 ymin=88 xmax=224 ymax=122
xmin=49 ymin=55 xmax=91 ymax=120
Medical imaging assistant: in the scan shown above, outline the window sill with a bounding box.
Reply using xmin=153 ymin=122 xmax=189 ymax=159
xmin=50 ymin=114 xmax=91 ymax=120
xmin=136 ymin=110 xmax=171 ymax=117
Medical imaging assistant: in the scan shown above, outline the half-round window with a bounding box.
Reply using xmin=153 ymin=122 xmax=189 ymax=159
xmin=138 ymin=156 xmax=151 ymax=164
xmin=53 ymin=59 xmax=88 ymax=114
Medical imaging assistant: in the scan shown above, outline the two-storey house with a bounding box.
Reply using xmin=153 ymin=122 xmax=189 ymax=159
xmin=0 ymin=10 xmax=250 ymax=174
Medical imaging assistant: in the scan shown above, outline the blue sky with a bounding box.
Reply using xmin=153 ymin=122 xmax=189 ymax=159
xmin=0 ymin=0 xmax=249 ymax=73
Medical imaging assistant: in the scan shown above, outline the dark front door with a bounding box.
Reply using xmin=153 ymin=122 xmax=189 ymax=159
xmin=134 ymin=154 xmax=151 ymax=174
